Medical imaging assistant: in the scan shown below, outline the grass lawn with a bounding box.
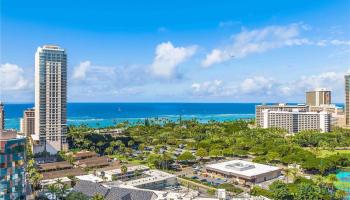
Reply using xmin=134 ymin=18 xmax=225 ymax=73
xmin=304 ymin=148 xmax=350 ymax=158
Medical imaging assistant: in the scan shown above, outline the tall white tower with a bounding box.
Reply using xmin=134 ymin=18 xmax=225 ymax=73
xmin=34 ymin=45 xmax=68 ymax=154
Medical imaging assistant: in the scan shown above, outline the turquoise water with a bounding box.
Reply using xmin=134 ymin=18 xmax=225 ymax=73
xmin=4 ymin=103 xmax=259 ymax=130
xmin=336 ymin=171 xmax=350 ymax=199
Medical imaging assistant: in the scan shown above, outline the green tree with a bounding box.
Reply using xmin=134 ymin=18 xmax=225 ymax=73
xmin=195 ymin=148 xmax=208 ymax=158
xmin=294 ymin=183 xmax=321 ymax=200
xmin=91 ymin=193 xmax=104 ymax=200
xmin=121 ymin=165 xmax=128 ymax=180
xmin=47 ymin=184 xmax=59 ymax=200
xmin=177 ymin=151 xmax=196 ymax=162
xmin=67 ymin=175 xmax=78 ymax=187
xmin=334 ymin=190 xmax=347 ymax=200
xmin=209 ymin=149 xmax=221 ymax=158
xmin=128 ymin=140 xmax=135 ymax=147
xmin=65 ymin=191 xmax=89 ymax=200
xmin=325 ymin=174 xmax=338 ymax=192
xmin=269 ymin=181 xmax=292 ymax=200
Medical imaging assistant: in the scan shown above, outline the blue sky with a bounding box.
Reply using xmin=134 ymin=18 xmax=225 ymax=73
xmin=1 ymin=0 xmax=350 ymax=102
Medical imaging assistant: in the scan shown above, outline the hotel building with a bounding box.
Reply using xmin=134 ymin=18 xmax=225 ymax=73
xmin=306 ymin=88 xmax=331 ymax=106
xmin=0 ymin=130 xmax=26 ymax=200
xmin=261 ymin=109 xmax=331 ymax=133
xmin=20 ymin=108 xmax=35 ymax=137
xmin=0 ymin=102 xmax=4 ymax=130
xmin=34 ymin=45 xmax=68 ymax=154
xmin=345 ymin=75 xmax=350 ymax=126
xmin=255 ymin=104 xmax=309 ymax=127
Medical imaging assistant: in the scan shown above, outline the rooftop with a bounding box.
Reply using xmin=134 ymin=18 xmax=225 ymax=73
xmin=104 ymin=165 xmax=149 ymax=175
xmin=69 ymin=151 xmax=98 ymax=160
xmin=76 ymin=174 xmax=103 ymax=183
xmin=73 ymin=180 xmax=157 ymax=200
xmin=38 ymin=161 xmax=73 ymax=172
xmin=124 ymin=169 xmax=176 ymax=187
xmin=0 ymin=130 xmax=25 ymax=140
xmin=206 ymin=160 xmax=280 ymax=178
xmin=74 ymin=156 xmax=110 ymax=168
xmin=42 ymin=168 xmax=85 ymax=180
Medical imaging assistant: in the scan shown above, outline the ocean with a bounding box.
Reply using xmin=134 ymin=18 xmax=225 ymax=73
xmin=4 ymin=102 xmax=344 ymax=130
xmin=3 ymin=103 xmax=260 ymax=130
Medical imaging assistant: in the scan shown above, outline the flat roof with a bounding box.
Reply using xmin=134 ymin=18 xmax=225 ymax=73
xmin=124 ymin=170 xmax=176 ymax=186
xmin=105 ymin=165 xmax=149 ymax=175
xmin=76 ymin=174 xmax=103 ymax=183
xmin=206 ymin=160 xmax=280 ymax=178
xmin=0 ymin=130 xmax=25 ymax=140
xmin=41 ymin=177 xmax=71 ymax=186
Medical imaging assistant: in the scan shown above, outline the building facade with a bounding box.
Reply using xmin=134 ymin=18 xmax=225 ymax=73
xmin=34 ymin=45 xmax=68 ymax=154
xmin=20 ymin=108 xmax=35 ymax=137
xmin=261 ymin=109 xmax=331 ymax=133
xmin=0 ymin=130 xmax=26 ymax=200
xmin=346 ymin=75 xmax=350 ymax=126
xmin=255 ymin=104 xmax=309 ymax=127
xmin=0 ymin=102 xmax=4 ymax=131
xmin=306 ymin=88 xmax=331 ymax=106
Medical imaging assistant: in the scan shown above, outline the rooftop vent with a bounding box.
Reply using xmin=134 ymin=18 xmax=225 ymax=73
xmin=225 ymin=162 xmax=255 ymax=171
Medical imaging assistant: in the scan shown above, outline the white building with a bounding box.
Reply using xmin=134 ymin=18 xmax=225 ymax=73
xmin=261 ymin=109 xmax=331 ymax=133
xmin=255 ymin=103 xmax=309 ymax=127
xmin=34 ymin=45 xmax=68 ymax=154
xmin=206 ymin=160 xmax=281 ymax=185
xmin=98 ymin=165 xmax=150 ymax=181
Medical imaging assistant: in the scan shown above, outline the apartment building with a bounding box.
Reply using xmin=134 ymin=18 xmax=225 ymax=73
xmin=34 ymin=45 xmax=68 ymax=154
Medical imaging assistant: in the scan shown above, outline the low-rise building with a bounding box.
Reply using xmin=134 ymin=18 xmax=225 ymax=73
xmin=206 ymin=160 xmax=281 ymax=186
xmin=74 ymin=156 xmax=111 ymax=169
xmin=124 ymin=170 xmax=177 ymax=190
xmin=73 ymin=180 xmax=158 ymax=200
xmin=98 ymin=165 xmax=149 ymax=181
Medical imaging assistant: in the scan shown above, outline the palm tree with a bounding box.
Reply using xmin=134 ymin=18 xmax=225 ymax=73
xmin=326 ymin=174 xmax=338 ymax=192
xmin=121 ymin=165 xmax=128 ymax=180
xmin=284 ymin=168 xmax=291 ymax=183
xmin=67 ymin=175 xmax=78 ymax=187
xmin=47 ymin=184 xmax=59 ymax=200
xmin=290 ymin=168 xmax=298 ymax=182
xmin=335 ymin=189 xmax=347 ymax=200
xmin=312 ymin=175 xmax=324 ymax=187
xmin=92 ymin=193 xmax=104 ymax=200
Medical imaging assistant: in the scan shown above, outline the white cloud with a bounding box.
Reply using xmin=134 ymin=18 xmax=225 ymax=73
xmin=191 ymin=80 xmax=236 ymax=97
xmin=240 ymin=76 xmax=274 ymax=94
xmin=315 ymin=39 xmax=350 ymax=46
xmin=191 ymin=70 xmax=347 ymax=101
xmin=72 ymin=61 xmax=91 ymax=80
xmin=202 ymin=23 xmax=310 ymax=67
xmin=151 ymin=42 xmax=197 ymax=79
xmin=329 ymin=40 xmax=350 ymax=46
xmin=202 ymin=49 xmax=224 ymax=68
xmin=0 ymin=63 xmax=30 ymax=90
